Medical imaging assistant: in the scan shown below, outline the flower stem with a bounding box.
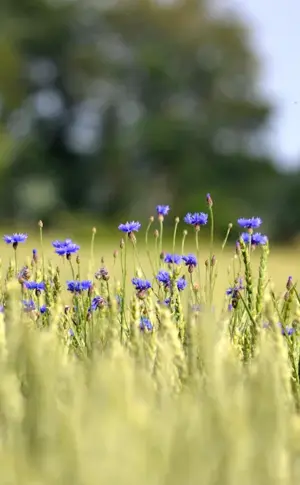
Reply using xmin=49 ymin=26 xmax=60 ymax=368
xmin=39 ymin=222 xmax=45 ymax=281
xmin=120 ymin=236 xmax=128 ymax=343
xmin=221 ymin=223 xmax=232 ymax=251
xmin=172 ymin=218 xmax=179 ymax=255
xmin=208 ymin=205 xmax=214 ymax=306
xmin=14 ymin=248 xmax=18 ymax=277
xmin=181 ymin=230 xmax=187 ymax=256
xmin=159 ymin=219 xmax=163 ymax=267
xmin=89 ymin=228 xmax=96 ymax=279
xmin=145 ymin=219 xmax=156 ymax=277
xmin=195 ymin=229 xmax=202 ymax=303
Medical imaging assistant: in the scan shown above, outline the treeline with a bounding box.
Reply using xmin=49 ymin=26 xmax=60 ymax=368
xmin=0 ymin=0 xmax=299 ymax=241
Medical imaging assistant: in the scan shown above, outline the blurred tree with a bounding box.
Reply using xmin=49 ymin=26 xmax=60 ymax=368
xmin=0 ymin=0 xmax=295 ymax=238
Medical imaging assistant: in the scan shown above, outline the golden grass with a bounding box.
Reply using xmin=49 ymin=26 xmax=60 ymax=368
xmin=0 ymin=288 xmax=299 ymax=484
xmin=0 ymin=236 xmax=299 ymax=483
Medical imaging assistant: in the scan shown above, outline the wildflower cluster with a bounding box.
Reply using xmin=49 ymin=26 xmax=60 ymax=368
xmin=1 ymin=196 xmax=300 ymax=408
xmin=52 ymin=239 xmax=80 ymax=257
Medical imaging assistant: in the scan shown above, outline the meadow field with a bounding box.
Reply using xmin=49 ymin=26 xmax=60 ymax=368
xmin=0 ymin=211 xmax=300 ymax=485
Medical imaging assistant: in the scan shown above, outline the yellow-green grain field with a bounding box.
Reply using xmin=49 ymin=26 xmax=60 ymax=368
xmin=0 ymin=222 xmax=300 ymax=485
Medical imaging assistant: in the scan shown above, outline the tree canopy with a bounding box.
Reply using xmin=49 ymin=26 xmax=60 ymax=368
xmin=0 ymin=0 xmax=297 ymax=240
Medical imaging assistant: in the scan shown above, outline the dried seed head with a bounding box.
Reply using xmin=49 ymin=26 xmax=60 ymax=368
xmin=18 ymin=266 xmax=31 ymax=283
xmin=129 ymin=232 xmax=136 ymax=244
xmin=95 ymin=267 xmax=110 ymax=281
xmin=206 ymin=193 xmax=213 ymax=207
xmin=286 ymin=276 xmax=293 ymax=291
xmin=193 ymin=283 xmax=199 ymax=292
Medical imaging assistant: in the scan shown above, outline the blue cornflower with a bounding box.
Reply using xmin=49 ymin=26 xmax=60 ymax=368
xmin=24 ymin=281 xmax=45 ymax=291
xmin=156 ymin=205 xmax=170 ymax=217
xmin=22 ymin=299 xmax=36 ymax=312
xmin=279 ymin=323 xmax=295 ymax=336
xmin=237 ymin=217 xmax=262 ymax=229
xmin=55 ymin=242 xmax=80 ymax=256
xmin=184 ymin=212 xmax=208 ymax=227
xmin=164 ymin=253 xmax=182 ymax=264
xmin=251 ymin=233 xmax=268 ymax=245
xmin=226 ymin=278 xmax=244 ymax=296
xmin=158 ymin=298 xmax=171 ymax=306
xmin=140 ymin=317 xmax=153 ymax=331
xmin=240 ymin=232 xmax=268 ymax=246
xmin=182 ymin=254 xmax=197 ymax=267
xmin=0 ymin=305 xmax=4 ymax=313
xmin=3 ymin=233 xmax=28 ymax=247
xmin=32 ymin=248 xmax=38 ymax=263
xmin=177 ymin=277 xmax=187 ymax=291
xmin=89 ymin=296 xmax=105 ymax=312
xmin=52 ymin=238 xmax=73 ymax=248
xmin=67 ymin=280 xmax=93 ymax=293
xmin=40 ymin=305 xmax=47 ymax=314
xmin=156 ymin=270 xmax=171 ymax=287
xmin=68 ymin=328 xmax=74 ymax=337
xmin=132 ymin=278 xmax=152 ymax=292
xmin=118 ymin=221 xmax=141 ymax=233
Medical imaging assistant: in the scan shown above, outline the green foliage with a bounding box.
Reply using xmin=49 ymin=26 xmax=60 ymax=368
xmin=0 ymin=0 xmax=298 ymax=239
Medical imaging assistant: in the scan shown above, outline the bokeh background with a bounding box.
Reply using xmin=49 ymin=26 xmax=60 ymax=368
xmin=1 ymin=0 xmax=300 ymax=242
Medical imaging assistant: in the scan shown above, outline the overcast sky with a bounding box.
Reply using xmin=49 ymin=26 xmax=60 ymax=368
xmin=220 ymin=0 xmax=300 ymax=169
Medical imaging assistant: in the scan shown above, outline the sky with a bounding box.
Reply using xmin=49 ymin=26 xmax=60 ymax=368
xmin=220 ymin=0 xmax=300 ymax=169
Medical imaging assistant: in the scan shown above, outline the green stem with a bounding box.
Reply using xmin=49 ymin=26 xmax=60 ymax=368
xmin=132 ymin=241 xmax=147 ymax=280
xmin=39 ymin=223 xmax=45 ymax=281
xmin=172 ymin=217 xmax=179 ymax=275
xmin=181 ymin=231 xmax=187 ymax=256
xmin=14 ymin=248 xmax=18 ymax=277
xmin=68 ymin=258 xmax=76 ymax=281
xmin=195 ymin=229 xmax=202 ymax=303
xmin=154 ymin=235 xmax=159 ymax=272
xmin=208 ymin=205 xmax=214 ymax=306
xmin=145 ymin=219 xmax=156 ymax=277
xmin=120 ymin=236 xmax=128 ymax=343
xmin=237 ymin=291 xmax=257 ymax=328
xmin=189 ymin=272 xmax=195 ymax=307
xmin=68 ymin=258 xmax=82 ymax=327
xmin=89 ymin=228 xmax=96 ymax=279
xmin=159 ymin=219 xmax=163 ymax=267
xmin=172 ymin=219 xmax=179 ymax=255
xmin=221 ymin=223 xmax=233 ymax=251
